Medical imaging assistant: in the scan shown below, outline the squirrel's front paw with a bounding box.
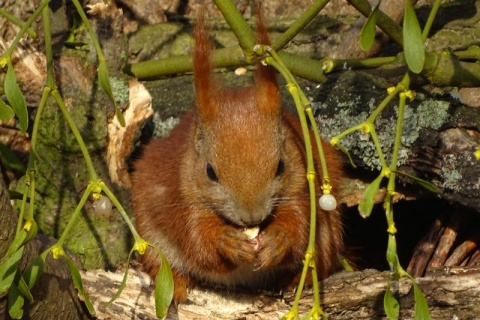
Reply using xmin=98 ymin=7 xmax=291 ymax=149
xmin=217 ymin=226 xmax=256 ymax=265
xmin=256 ymin=226 xmax=293 ymax=269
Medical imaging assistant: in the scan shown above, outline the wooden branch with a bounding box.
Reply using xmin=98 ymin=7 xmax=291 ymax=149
xmin=81 ymin=267 xmax=480 ymax=319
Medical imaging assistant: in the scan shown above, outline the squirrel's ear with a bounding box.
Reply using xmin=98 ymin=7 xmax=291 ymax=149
xmin=254 ymin=4 xmax=281 ymax=116
xmin=193 ymin=11 xmax=218 ymax=123
xmin=255 ymin=63 xmax=280 ymax=116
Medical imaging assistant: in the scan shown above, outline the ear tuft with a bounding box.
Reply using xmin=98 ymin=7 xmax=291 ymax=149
xmin=254 ymin=3 xmax=281 ymax=116
xmin=194 ymin=11 xmax=218 ymax=123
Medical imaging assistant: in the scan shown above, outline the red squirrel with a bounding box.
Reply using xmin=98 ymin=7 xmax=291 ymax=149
xmin=131 ymin=10 xmax=344 ymax=302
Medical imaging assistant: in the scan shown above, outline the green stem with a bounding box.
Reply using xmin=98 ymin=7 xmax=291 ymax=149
xmin=422 ymin=0 xmax=442 ymax=40
xmin=339 ymin=256 xmax=354 ymax=271
xmin=56 ymin=185 xmax=93 ymax=247
xmin=271 ymin=0 xmax=330 ymax=51
xmin=70 ymin=0 xmax=106 ymax=63
xmin=27 ymin=170 xmax=36 ymax=221
xmin=2 ymin=0 xmax=50 ymax=59
xmin=366 ymin=86 xmax=403 ymax=123
xmin=322 ymin=56 xmax=397 ymax=74
xmin=125 ymin=46 xmax=245 ymax=79
xmin=16 ymin=87 xmax=51 ymax=235
xmin=16 ymin=176 xmax=29 ymax=235
xmin=384 ymin=81 xmax=409 ymax=277
xmin=423 ymin=52 xmax=480 ymax=87
xmin=306 ymin=165 xmax=317 ymax=253
xmin=50 ymin=90 xmax=99 ymax=181
xmin=264 ymin=50 xmax=327 ymax=202
xmin=267 ymin=53 xmax=317 ymax=299
xmin=267 ymin=55 xmax=323 ymax=316
xmin=30 ymin=86 xmax=52 ymax=161
xmin=42 ymin=5 xmax=55 ymax=86
xmin=213 ymin=0 xmax=255 ymax=62
xmin=331 ymin=123 xmax=363 ymax=145
xmin=454 ymin=46 xmax=480 ymax=61
xmin=100 ymin=183 xmax=141 ymax=240
xmin=127 ymin=47 xmax=329 ymax=82
xmin=278 ymin=51 xmax=327 ymax=83
xmin=289 ymin=252 xmax=311 ymax=316
xmin=387 ymin=92 xmax=407 ymax=199
xmin=346 ymin=0 xmax=404 ymax=46
xmin=0 ymin=8 xmax=36 ymax=38
xmin=310 ymin=257 xmax=322 ymax=312
xmin=266 ymin=50 xmax=328 ymax=184
xmin=369 ymin=127 xmax=389 ymax=171
xmin=398 ymin=72 xmax=411 ymax=96
xmin=306 ymin=107 xmax=331 ymax=188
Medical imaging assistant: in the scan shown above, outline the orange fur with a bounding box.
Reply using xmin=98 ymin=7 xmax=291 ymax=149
xmin=131 ymin=9 xmax=344 ymax=302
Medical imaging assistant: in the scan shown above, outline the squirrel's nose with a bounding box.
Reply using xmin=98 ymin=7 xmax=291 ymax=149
xmin=237 ymin=206 xmax=269 ymax=227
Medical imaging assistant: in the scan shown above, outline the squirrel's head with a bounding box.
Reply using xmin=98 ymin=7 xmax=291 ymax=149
xmin=180 ymin=9 xmax=305 ymax=227
xmin=189 ymin=84 xmax=297 ymax=227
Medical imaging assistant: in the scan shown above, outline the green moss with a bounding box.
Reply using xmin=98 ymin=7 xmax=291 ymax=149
xmin=128 ymin=23 xmax=187 ymax=61
xmin=213 ymin=30 xmax=240 ymax=49
xmin=169 ymin=33 xmax=194 ymax=57
xmin=23 ymin=135 xmax=130 ymax=268
xmin=64 ymin=208 xmax=129 ymax=269
xmin=37 ymin=94 xmax=108 ymax=153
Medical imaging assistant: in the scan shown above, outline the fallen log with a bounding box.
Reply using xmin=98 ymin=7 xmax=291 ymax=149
xmin=81 ymin=266 xmax=480 ymax=319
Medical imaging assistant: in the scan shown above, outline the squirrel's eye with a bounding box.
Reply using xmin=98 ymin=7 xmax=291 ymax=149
xmin=206 ymin=163 xmax=218 ymax=182
xmin=275 ymin=159 xmax=285 ymax=177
